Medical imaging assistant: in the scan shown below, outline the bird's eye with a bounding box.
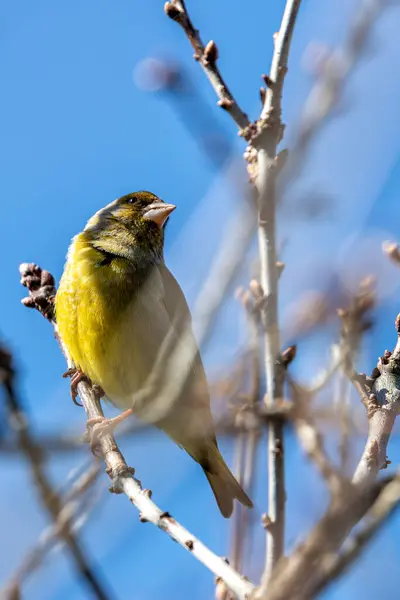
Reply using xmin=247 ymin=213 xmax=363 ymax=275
xmin=127 ymin=196 xmax=136 ymax=204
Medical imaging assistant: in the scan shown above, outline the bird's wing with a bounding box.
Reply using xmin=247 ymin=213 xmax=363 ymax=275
xmin=152 ymin=264 xmax=216 ymax=450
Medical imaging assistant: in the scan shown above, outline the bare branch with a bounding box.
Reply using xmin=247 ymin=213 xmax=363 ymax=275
xmin=2 ymin=463 xmax=102 ymax=597
xmin=0 ymin=345 xmax=111 ymax=600
xmin=164 ymin=1 xmax=250 ymax=132
xmin=312 ymin=474 xmax=400 ymax=597
xmin=336 ymin=279 xmax=375 ymax=476
xmin=230 ymin=287 xmax=263 ymax=575
xmin=353 ymin=314 xmax=400 ymax=484
xmin=253 ymin=0 xmax=303 ymax=583
xmin=290 ymin=381 xmax=344 ymax=495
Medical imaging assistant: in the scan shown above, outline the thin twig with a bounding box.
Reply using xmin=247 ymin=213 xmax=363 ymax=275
xmin=0 ymin=398 xmax=292 ymax=456
xmin=238 ymin=318 xmax=262 ymax=571
xmin=308 ymin=343 xmax=342 ymax=394
xmin=164 ymin=1 xmax=251 ymax=133
xmin=336 ymin=279 xmax=375 ymax=476
xmin=0 ymin=346 xmax=111 ymax=600
xmin=289 ymin=380 xmax=344 ymax=495
xmin=2 ymin=463 xmax=102 ymax=597
xmin=230 ymin=289 xmax=263 ymax=575
xmin=253 ymin=0 xmax=303 ymax=584
xmin=231 ymin=428 xmax=246 ymax=575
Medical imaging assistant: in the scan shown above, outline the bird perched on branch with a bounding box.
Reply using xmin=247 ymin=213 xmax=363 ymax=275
xmin=55 ymin=191 xmax=252 ymax=517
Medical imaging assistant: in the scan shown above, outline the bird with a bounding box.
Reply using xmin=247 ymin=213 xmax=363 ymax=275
xmin=55 ymin=191 xmax=253 ymax=517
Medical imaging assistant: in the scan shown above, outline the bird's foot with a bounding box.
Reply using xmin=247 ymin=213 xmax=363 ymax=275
xmin=86 ymin=408 xmax=134 ymax=456
xmin=62 ymin=369 xmax=104 ymax=406
xmin=63 ymin=368 xmax=88 ymax=406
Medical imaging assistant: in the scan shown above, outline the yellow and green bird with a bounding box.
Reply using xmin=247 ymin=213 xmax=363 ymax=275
xmin=55 ymin=191 xmax=253 ymax=517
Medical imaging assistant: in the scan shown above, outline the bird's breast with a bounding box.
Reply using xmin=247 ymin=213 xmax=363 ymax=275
xmin=56 ymin=235 xmax=168 ymax=409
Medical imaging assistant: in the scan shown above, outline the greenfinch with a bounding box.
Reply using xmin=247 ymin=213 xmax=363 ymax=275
xmin=55 ymin=191 xmax=252 ymax=517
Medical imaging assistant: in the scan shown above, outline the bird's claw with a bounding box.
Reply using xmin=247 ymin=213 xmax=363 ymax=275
xmin=62 ymin=369 xmax=104 ymax=406
xmin=86 ymin=416 xmax=111 ymax=457
xmin=62 ymin=368 xmax=88 ymax=406
xmin=85 ymin=409 xmax=134 ymax=456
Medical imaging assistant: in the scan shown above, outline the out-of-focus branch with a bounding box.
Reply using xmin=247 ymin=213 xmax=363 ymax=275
xmin=194 ymin=203 xmax=256 ymax=350
xmin=253 ymin=0 xmax=302 ymax=584
xmin=262 ymin=474 xmax=397 ymax=600
xmin=285 ymin=0 xmax=388 ymax=185
xmin=301 ymin=343 xmax=341 ymax=395
xmin=335 ymin=278 xmax=375 ymax=476
xmin=164 ymin=1 xmax=251 ymax=133
xmin=0 ymin=345 xmax=111 ymax=600
xmin=230 ymin=287 xmax=263 ymax=576
xmin=289 ymin=380 xmax=343 ymax=495
xmin=333 ymin=279 xmax=399 ymax=486
xmin=2 ymin=463 xmax=102 ymax=597
xmin=135 ymin=58 xmax=235 ymax=171
xmin=383 ymin=240 xmax=400 ymax=266
xmin=0 ymin=401 xmax=291 ymax=455
xmin=19 ymin=264 xmax=256 ymax=600
xmin=311 ymin=474 xmax=400 ymax=597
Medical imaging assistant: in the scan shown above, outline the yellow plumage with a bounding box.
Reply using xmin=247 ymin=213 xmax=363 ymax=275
xmin=56 ymin=191 xmax=253 ymax=517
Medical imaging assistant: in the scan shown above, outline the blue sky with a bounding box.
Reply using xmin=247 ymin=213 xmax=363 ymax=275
xmin=1 ymin=0 xmax=400 ymax=598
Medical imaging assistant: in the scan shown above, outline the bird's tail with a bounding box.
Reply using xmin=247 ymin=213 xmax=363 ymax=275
xmin=202 ymin=444 xmax=253 ymax=518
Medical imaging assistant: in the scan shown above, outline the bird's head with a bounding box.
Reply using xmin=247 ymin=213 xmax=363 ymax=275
xmin=84 ymin=191 xmax=176 ymax=266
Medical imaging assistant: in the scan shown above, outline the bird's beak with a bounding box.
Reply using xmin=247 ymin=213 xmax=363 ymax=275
xmin=142 ymin=202 xmax=176 ymax=228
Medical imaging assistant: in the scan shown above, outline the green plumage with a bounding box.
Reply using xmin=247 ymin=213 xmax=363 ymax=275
xmin=56 ymin=191 xmax=253 ymax=517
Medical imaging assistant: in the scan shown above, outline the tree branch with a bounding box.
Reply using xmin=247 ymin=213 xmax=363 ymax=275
xmin=2 ymin=463 xmax=101 ymax=597
xmin=230 ymin=288 xmax=263 ymax=576
xmin=289 ymin=380 xmax=344 ymax=495
xmin=253 ymin=0 xmax=303 ymax=584
xmin=0 ymin=344 xmax=111 ymax=600
xmin=353 ymin=314 xmax=400 ymax=484
xmin=311 ymin=474 xmax=400 ymax=597
xmin=164 ymin=0 xmax=251 ymax=133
